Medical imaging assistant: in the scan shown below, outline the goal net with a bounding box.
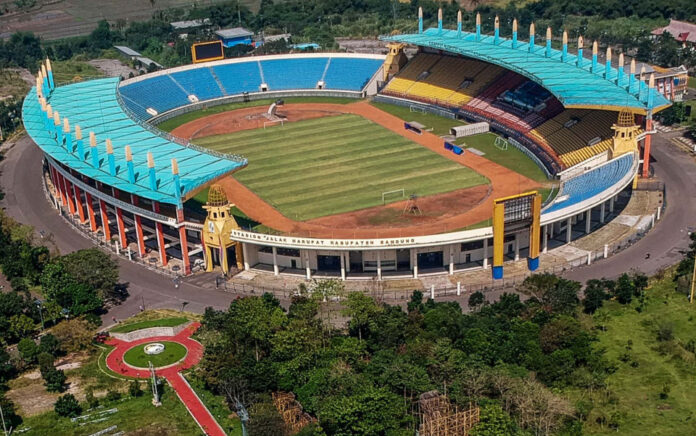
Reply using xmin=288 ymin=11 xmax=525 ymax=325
xmin=494 ymin=136 xmax=509 ymax=150
xmin=382 ymin=189 xmax=405 ymax=205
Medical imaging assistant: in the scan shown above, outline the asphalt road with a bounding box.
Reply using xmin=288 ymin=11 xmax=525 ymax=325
xmin=1 ymin=133 xmax=695 ymax=324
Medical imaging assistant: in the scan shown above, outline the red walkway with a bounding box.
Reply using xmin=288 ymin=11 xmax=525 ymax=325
xmin=105 ymin=322 xmax=227 ymax=436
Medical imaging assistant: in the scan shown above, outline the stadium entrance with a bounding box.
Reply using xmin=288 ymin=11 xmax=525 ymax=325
xmin=417 ymin=251 xmax=443 ymax=270
xmin=317 ymin=255 xmax=341 ymax=271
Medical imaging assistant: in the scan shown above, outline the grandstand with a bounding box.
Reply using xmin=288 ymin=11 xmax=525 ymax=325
xmin=119 ymin=55 xmax=384 ymax=120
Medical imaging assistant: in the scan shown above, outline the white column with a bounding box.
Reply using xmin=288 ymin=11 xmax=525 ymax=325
xmin=514 ymin=233 xmax=520 ymax=261
xmin=542 ymin=225 xmax=548 ymax=253
xmin=604 ymin=244 xmax=609 ymax=258
xmin=656 ymin=206 xmax=661 ymax=220
xmin=340 ymin=252 xmax=346 ymax=281
xmin=411 ymin=248 xmax=418 ymax=278
xmin=483 ymin=238 xmax=489 ymax=269
xmin=585 ymin=209 xmax=592 ymax=234
xmin=456 ymin=281 xmax=461 ymax=296
xmin=609 ymin=195 xmax=615 ymax=213
xmin=566 ymin=217 xmax=572 ymax=243
xmin=600 ymin=202 xmax=606 ymax=223
xmin=345 ymin=252 xmax=351 ymax=273
xmin=587 ymin=252 xmax=592 ymax=265
xmin=376 ymin=250 xmax=382 ymax=280
xmin=272 ymin=246 xmax=279 ymax=276
xmin=651 ymin=213 xmax=655 ymax=228
xmin=242 ymin=243 xmax=249 ymax=271
xmin=449 ymin=245 xmax=454 ymax=275
xmin=304 ymin=250 xmax=311 ymax=279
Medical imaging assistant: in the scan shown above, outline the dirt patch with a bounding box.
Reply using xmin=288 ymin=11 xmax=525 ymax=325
xmin=175 ymin=101 xmax=541 ymax=238
xmin=307 ymin=185 xmax=490 ymax=230
xmin=171 ymin=105 xmax=345 ymax=140
xmin=88 ymin=59 xmax=137 ymax=78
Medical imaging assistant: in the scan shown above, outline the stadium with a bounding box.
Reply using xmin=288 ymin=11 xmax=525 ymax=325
xmin=22 ymin=10 xmax=670 ymax=281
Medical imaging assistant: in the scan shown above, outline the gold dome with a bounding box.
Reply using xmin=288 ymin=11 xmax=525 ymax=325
xmin=617 ymin=109 xmax=636 ymax=127
xmin=206 ymin=184 xmax=228 ymax=207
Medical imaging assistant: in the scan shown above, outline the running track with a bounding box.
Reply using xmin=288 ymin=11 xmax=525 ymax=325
xmin=105 ymin=323 xmax=227 ymax=436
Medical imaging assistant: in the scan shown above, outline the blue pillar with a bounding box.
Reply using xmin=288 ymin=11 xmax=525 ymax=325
xmin=76 ymin=137 xmax=85 ymax=160
xmin=437 ymin=9 xmax=442 ymax=33
xmin=617 ymin=65 xmax=624 ymax=87
xmin=577 ymin=48 xmax=583 ymax=68
xmin=562 ymin=44 xmax=567 ymax=62
xmin=527 ymin=257 xmax=539 ymax=271
xmin=418 ymin=7 xmax=423 ymax=34
xmin=492 ymin=265 xmax=503 ymax=280
xmin=126 ymin=161 xmax=135 ymax=183
xmin=91 ymin=146 xmax=100 ymax=169
xmin=108 ymin=153 xmax=116 ymax=176
xmin=494 ymin=16 xmax=500 ymax=45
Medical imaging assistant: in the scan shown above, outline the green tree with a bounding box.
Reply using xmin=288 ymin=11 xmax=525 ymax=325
xmin=0 ymin=395 xmax=22 ymax=430
xmin=9 ymin=314 xmax=36 ymax=340
xmin=583 ymin=279 xmax=608 ymax=314
xmin=470 ymin=403 xmax=519 ymax=436
xmin=468 ymin=291 xmax=485 ymax=311
xmin=17 ymin=338 xmax=39 ymax=364
xmin=39 ymin=333 xmax=60 ymax=356
xmin=342 ymin=292 xmax=382 ymax=341
xmin=41 ymin=365 xmax=67 ymax=392
xmin=129 ymin=380 xmax=143 ymax=397
xmin=614 ymin=273 xmax=635 ymax=304
xmin=227 ymin=296 xmax=286 ymax=361
xmin=54 ymin=393 xmax=81 ymax=418
xmin=60 ymin=249 xmax=119 ymax=301
xmin=520 ymin=273 xmax=580 ymax=315
xmin=320 ymin=387 xmax=409 ymax=436
xmin=247 ymin=396 xmax=286 ymax=435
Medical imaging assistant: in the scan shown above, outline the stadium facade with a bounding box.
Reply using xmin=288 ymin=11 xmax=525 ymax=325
xmin=23 ymin=11 xmax=669 ymax=280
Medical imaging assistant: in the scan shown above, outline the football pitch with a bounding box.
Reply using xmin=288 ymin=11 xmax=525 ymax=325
xmin=193 ymin=114 xmax=488 ymax=221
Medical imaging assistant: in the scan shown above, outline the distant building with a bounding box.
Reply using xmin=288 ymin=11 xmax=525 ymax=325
xmin=291 ymin=43 xmax=320 ymax=51
xmin=170 ymin=18 xmax=211 ymax=32
xmin=652 ymin=19 xmax=696 ymax=48
xmin=113 ymin=46 xmax=163 ymax=70
xmin=215 ymin=27 xmax=253 ymax=48
xmin=636 ymin=62 xmax=689 ymax=102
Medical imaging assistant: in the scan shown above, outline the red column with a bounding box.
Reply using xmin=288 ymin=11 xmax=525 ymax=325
xmin=73 ymin=185 xmax=87 ymax=223
xmin=153 ymin=202 xmax=168 ymax=266
xmin=85 ymin=192 xmax=97 ymax=231
xmin=52 ymin=168 xmax=67 ymax=207
xmin=177 ymin=208 xmax=191 ymax=275
xmin=131 ymin=196 xmax=146 ymax=258
xmin=116 ymin=207 xmax=127 ymax=249
xmin=642 ymin=118 xmax=653 ymax=178
xmin=99 ymin=199 xmax=111 ymax=242
xmin=63 ymin=178 xmax=76 ymax=215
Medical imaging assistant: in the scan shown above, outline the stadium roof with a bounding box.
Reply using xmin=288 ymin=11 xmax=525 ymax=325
xmin=382 ymin=27 xmax=671 ymax=114
xmin=22 ymin=77 xmax=246 ymax=206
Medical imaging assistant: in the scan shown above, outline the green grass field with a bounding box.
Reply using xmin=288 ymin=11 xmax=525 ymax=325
xmin=193 ymin=114 xmax=489 ymax=221
xmin=110 ymin=317 xmax=189 ymax=333
xmin=565 ymin=272 xmax=696 ymax=435
xmin=123 ymin=341 xmax=188 ymax=368
xmin=370 ymin=101 xmax=464 ymax=135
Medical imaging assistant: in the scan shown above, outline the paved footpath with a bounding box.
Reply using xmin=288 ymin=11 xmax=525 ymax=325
xmin=105 ymin=322 xmax=226 ymax=436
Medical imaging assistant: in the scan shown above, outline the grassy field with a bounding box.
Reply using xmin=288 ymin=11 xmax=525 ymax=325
xmin=370 ymin=101 xmax=464 ymax=135
xmin=688 ymin=76 xmax=696 ymax=90
xmin=157 ymin=96 xmax=357 ymax=133
xmin=123 ymin=341 xmax=188 ymax=368
xmin=193 ymin=114 xmax=488 ymax=220
xmin=110 ymin=317 xmax=189 ymax=333
xmin=15 ymin=389 xmax=202 ymax=435
xmin=566 ymin=272 xmax=696 ymax=435
xmin=455 ymin=132 xmax=549 ymax=183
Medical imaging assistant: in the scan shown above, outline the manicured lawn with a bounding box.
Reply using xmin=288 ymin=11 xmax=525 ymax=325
xmin=565 ymin=272 xmax=696 ymax=435
xmin=157 ymin=96 xmax=356 ymax=132
xmin=14 ymin=389 xmax=201 ymax=436
xmin=370 ymin=101 xmax=465 ymax=135
xmin=123 ymin=341 xmax=187 ymax=368
xmin=688 ymin=76 xmax=696 ymax=90
xmin=455 ymin=132 xmax=549 ymax=183
xmin=110 ymin=317 xmax=189 ymax=333
xmin=194 ymin=114 xmax=488 ymax=220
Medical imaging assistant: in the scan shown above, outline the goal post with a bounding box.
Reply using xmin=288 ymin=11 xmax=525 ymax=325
xmin=382 ymin=189 xmax=405 ymax=205
xmin=409 ymin=105 xmax=426 ymax=114
xmin=494 ymin=136 xmax=509 ymax=150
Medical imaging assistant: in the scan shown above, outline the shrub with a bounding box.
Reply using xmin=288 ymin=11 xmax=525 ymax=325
xmin=656 ymin=322 xmax=674 ymax=342
xmin=129 ymin=380 xmax=143 ymax=397
xmin=54 ymin=393 xmax=81 ymax=418
xmin=39 ymin=334 xmax=60 ymax=356
xmin=37 ymin=352 xmax=54 ymax=371
xmin=85 ymin=387 xmax=99 ymax=409
xmin=41 ymin=366 xmax=67 ymax=392
xmin=105 ymin=389 xmax=121 ymax=402
xmin=17 ymin=338 xmax=38 ymax=364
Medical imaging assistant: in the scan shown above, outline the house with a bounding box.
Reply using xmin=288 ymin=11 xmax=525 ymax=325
xmin=652 ymin=19 xmax=696 ymax=48
xmin=214 ymin=27 xmax=253 ymax=48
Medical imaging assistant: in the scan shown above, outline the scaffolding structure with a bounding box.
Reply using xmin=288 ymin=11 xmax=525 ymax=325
xmin=418 ymin=391 xmax=480 ymax=436
xmin=272 ymin=391 xmax=316 ymax=435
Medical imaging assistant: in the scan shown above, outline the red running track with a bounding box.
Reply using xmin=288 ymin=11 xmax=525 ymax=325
xmin=105 ymin=322 xmax=227 ymax=436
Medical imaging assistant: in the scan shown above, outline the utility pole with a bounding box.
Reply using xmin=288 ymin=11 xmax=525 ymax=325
xmin=690 ymin=256 xmax=696 ymax=303
xmin=0 ymin=403 xmax=10 ymax=436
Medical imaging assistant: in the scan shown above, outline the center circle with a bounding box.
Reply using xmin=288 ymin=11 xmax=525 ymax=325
xmin=122 ymin=341 xmax=188 ymax=369
xmin=143 ymin=343 xmax=165 ymax=355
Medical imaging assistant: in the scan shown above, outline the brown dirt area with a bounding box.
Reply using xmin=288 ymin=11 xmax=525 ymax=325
xmin=173 ymin=101 xmax=541 ymax=239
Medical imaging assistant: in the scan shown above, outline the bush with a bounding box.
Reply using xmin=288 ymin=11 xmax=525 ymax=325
xmin=85 ymin=387 xmax=99 ymax=409
xmin=129 ymin=380 xmax=143 ymax=397
xmin=656 ymin=322 xmax=674 ymax=342
xmin=51 ymin=319 xmax=94 ymax=353
xmin=54 ymin=393 xmax=81 ymax=418
xmin=39 ymin=334 xmax=61 ymax=356
xmin=41 ymin=366 xmax=67 ymax=392
xmin=37 ymin=352 xmax=54 ymax=371
xmin=468 ymin=291 xmax=485 ymax=310
xmin=17 ymin=338 xmax=38 ymax=363
xmin=105 ymin=389 xmax=121 ymax=402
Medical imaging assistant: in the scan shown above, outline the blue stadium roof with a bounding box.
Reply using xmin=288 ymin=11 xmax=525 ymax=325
xmin=22 ymin=77 xmax=246 ymax=206
xmin=382 ymin=28 xmax=671 ymax=114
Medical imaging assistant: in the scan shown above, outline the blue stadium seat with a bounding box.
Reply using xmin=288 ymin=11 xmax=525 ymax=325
xmin=545 ymin=153 xmax=634 ymax=213
xmin=119 ymin=75 xmax=189 ymax=115
xmin=260 ymin=58 xmax=328 ymax=90
xmin=211 ymin=62 xmax=263 ymax=94
xmin=324 ymin=58 xmax=382 ymax=90
xmin=170 ymin=68 xmax=224 ymax=101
